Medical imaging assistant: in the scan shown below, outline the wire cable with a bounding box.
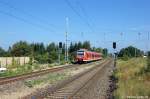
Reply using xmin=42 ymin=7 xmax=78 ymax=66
xmin=64 ymin=0 xmax=94 ymax=33
xmin=76 ymin=1 xmax=95 ymax=32
xmin=0 ymin=10 xmax=55 ymax=32
xmin=0 ymin=0 xmax=57 ymax=30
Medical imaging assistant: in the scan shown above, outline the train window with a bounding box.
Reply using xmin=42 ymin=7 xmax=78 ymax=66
xmin=77 ymin=53 xmax=84 ymax=55
xmin=77 ymin=51 xmax=84 ymax=56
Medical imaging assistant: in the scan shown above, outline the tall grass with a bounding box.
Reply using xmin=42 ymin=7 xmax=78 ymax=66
xmin=0 ymin=64 xmax=33 ymax=77
xmin=0 ymin=62 xmax=60 ymax=78
xmin=24 ymin=73 xmax=68 ymax=88
xmin=114 ymin=58 xmax=150 ymax=98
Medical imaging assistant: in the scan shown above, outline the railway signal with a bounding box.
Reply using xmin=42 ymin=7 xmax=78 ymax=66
xmin=113 ymin=42 xmax=117 ymax=68
xmin=113 ymin=42 xmax=116 ymax=49
xmin=59 ymin=42 xmax=62 ymax=48
xmin=58 ymin=42 xmax=62 ymax=64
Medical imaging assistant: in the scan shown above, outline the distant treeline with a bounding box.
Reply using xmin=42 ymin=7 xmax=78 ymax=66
xmin=0 ymin=41 xmax=108 ymax=64
xmin=118 ymin=46 xmax=144 ymax=57
xmin=118 ymin=46 xmax=145 ymax=60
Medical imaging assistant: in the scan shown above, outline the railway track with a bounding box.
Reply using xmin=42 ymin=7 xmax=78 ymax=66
xmin=0 ymin=61 xmax=102 ymax=85
xmin=0 ymin=64 xmax=76 ymax=85
xmin=47 ymin=60 xmax=112 ymax=99
xmin=22 ymin=59 xmax=112 ymax=99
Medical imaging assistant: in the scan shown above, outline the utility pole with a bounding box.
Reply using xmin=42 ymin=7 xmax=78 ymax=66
xmin=65 ymin=17 xmax=69 ymax=63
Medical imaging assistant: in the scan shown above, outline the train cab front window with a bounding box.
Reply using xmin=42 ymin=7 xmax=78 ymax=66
xmin=77 ymin=51 xmax=84 ymax=57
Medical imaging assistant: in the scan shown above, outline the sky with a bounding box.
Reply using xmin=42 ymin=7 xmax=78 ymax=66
xmin=0 ymin=0 xmax=150 ymax=52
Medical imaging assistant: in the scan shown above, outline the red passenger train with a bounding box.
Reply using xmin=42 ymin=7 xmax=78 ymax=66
xmin=76 ymin=49 xmax=102 ymax=63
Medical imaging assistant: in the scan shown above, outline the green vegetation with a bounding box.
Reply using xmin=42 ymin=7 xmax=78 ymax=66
xmin=146 ymin=51 xmax=150 ymax=72
xmin=114 ymin=58 xmax=150 ymax=98
xmin=24 ymin=73 xmax=68 ymax=88
xmin=0 ymin=64 xmax=33 ymax=77
xmin=0 ymin=63 xmax=55 ymax=77
xmin=102 ymin=48 xmax=108 ymax=58
xmin=0 ymin=40 xmax=108 ymax=77
xmin=118 ymin=46 xmax=144 ymax=60
xmin=0 ymin=40 xmax=107 ymax=64
xmin=0 ymin=47 xmax=6 ymax=57
xmin=11 ymin=41 xmax=31 ymax=56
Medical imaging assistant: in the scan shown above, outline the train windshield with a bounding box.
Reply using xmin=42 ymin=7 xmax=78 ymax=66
xmin=77 ymin=51 xmax=84 ymax=56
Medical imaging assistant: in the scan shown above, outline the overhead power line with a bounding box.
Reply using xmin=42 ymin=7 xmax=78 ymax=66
xmin=0 ymin=10 xmax=55 ymax=32
xmin=76 ymin=1 xmax=95 ymax=30
xmin=0 ymin=1 xmax=56 ymax=31
xmin=64 ymin=0 xmax=94 ymax=33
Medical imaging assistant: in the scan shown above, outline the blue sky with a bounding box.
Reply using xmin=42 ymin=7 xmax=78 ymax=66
xmin=0 ymin=0 xmax=150 ymax=52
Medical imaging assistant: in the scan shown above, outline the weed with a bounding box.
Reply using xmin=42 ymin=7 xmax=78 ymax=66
xmin=24 ymin=73 xmax=68 ymax=88
xmin=24 ymin=80 xmax=33 ymax=88
xmin=114 ymin=58 xmax=150 ymax=98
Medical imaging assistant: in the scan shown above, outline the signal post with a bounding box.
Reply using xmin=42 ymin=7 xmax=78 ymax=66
xmin=113 ymin=42 xmax=117 ymax=68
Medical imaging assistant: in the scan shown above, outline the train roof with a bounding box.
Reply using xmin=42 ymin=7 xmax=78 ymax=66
xmin=78 ymin=49 xmax=102 ymax=55
xmin=77 ymin=49 xmax=88 ymax=51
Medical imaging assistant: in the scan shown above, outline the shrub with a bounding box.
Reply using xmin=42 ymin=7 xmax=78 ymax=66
xmin=24 ymin=80 xmax=33 ymax=88
xmin=146 ymin=51 xmax=150 ymax=72
xmin=121 ymin=54 xmax=129 ymax=61
xmin=29 ymin=57 xmax=33 ymax=65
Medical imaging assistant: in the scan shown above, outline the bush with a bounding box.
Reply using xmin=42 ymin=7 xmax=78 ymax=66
xmin=114 ymin=58 xmax=150 ymax=98
xmin=24 ymin=80 xmax=33 ymax=88
xmin=26 ymin=64 xmax=32 ymax=71
xmin=29 ymin=57 xmax=33 ymax=65
xmin=121 ymin=54 xmax=129 ymax=61
xmin=33 ymin=63 xmax=40 ymax=70
xmin=34 ymin=54 xmax=49 ymax=64
xmin=146 ymin=51 xmax=150 ymax=72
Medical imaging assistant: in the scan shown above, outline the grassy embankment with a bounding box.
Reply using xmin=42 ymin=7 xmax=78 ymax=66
xmin=0 ymin=62 xmax=65 ymax=78
xmin=114 ymin=58 xmax=150 ymax=98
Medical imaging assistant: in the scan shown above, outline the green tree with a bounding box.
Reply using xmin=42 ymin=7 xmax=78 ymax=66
xmin=34 ymin=53 xmax=49 ymax=64
xmin=6 ymin=46 xmax=12 ymax=56
xmin=39 ymin=43 xmax=46 ymax=54
xmin=11 ymin=41 xmax=31 ymax=56
xmin=103 ymin=48 xmax=108 ymax=57
xmin=31 ymin=43 xmax=46 ymax=55
xmin=82 ymin=41 xmax=91 ymax=50
xmin=69 ymin=42 xmax=74 ymax=53
xmin=91 ymin=47 xmax=103 ymax=53
xmin=0 ymin=47 xmax=6 ymax=57
xmin=77 ymin=41 xmax=82 ymax=50
xmin=118 ymin=46 xmax=143 ymax=58
xmin=46 ymin=42 xmax=58 ymax=63
xmin=74 ymin=43 xmax=78 ymax=51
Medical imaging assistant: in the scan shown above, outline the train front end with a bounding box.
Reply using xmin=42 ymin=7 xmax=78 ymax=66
xmin=76 ymin=49 xmax=85 ymax=63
